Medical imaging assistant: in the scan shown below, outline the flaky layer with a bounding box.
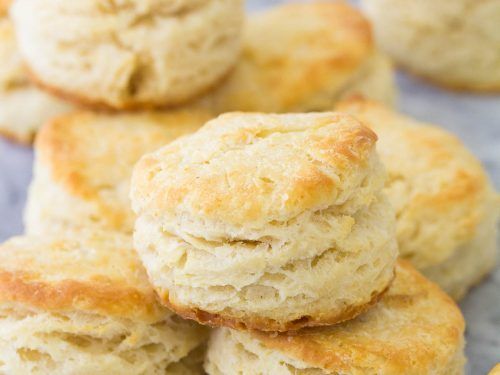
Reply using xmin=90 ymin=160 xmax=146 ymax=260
xmin=132 ymin=111 xmax=397 ymax=331
xmin=0 ymin=304 xmax=207 ymax=375
xmin=205 ymin=261 xmax=466 ymax=375
xmin=0 ymin=231 xmax=167 ymax=323
xmin=421 ymin=200 xmax=498 ymax=300
xmin=362 ymin=0 xmax=500 ymax=91
xmin=11 ymin=0 xmax=244 ymax=109
xmin=337 ymin=99 xmax=498 ymax=271
xmin=135 ymin=195 xmax=397 ymax=331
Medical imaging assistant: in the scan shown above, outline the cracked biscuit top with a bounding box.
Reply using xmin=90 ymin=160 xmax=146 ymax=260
xmin=131 ymin=111 xmax=383 ymax=233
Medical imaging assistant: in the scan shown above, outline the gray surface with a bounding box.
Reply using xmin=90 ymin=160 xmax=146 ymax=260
xmin=396 ymin=73 xmax=500 ymax=375
xmin=0 ymin=1 xmax=498 ymax=374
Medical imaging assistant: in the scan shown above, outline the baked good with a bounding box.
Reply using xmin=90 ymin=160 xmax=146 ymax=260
xmin=4 ymin=1 xmax=395 ymax=143
xmin=205 ymin=260 xmax=466 ymax=375
xmin=193 ymin=1 xmax=396 ymax=112
xmin=130 ymin=112 xmax=398 ymax=331
xmin=24 ymin=109 xmax=211 ymax=234
xmin=0 ymin=230 xmax=209 ymax=374
xmin=11 ymin=0 xmax=244 ymax=109
xmin=337 ymin=98 xmax=499 ymax=299
xmin=0 ymin=18 xmax=72 ymax=144
xmin=362 ymin=0 xmax=500 ymax=91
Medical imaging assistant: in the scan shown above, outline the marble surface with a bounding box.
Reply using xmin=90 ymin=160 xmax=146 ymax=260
xmin=0 ymin=1 xmax=498 ymax=374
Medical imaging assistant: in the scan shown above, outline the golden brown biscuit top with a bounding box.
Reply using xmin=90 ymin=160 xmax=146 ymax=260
xmin=131 ymin=112 xmax=379 ymax=227
xmin=35 ymin=110 xmax=211 ymax=231
xmin=337 ymin=98 xmax=498 ymax=267
xmin=195 ymin=1 xmax=374 ymax=112
xmin=0 ymin=230 xmax=166 ymax=323
xmin=251 ymin=260 xmax=465 ymax=374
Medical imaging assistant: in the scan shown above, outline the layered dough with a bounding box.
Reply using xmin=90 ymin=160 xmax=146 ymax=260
xmin=205 ymin=261 xmax=466 ymax=375
xmin=337 ymin=99 xmax=499 ymax=299
xmin=131 ymin=112 xmax=398 ymax=331
xmin=24 ymin=110 xmax=211 ymax=234
xmin=0 ymin=231 xmax=208 ymax=374
xmin=11 ymin=0 xmax=244 ymax=109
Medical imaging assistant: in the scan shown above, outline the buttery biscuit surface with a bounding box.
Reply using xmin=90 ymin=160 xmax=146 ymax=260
xmin=25 ymin=109 xmax=211 ymax=234
xmin=131 ymin=111 xmax=398 ymax=331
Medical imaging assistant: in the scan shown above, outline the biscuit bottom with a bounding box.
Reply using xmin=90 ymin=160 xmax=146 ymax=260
xmin=205 ymin=261 xmax=466 ymax=375
xmin=135 ymin=197 xmax=398 ymax=332
xmin=0 ymin=305 xmax=207 ymax=374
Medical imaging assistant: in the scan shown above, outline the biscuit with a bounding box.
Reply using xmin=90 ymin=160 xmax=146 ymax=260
xmin=25 ymin=109 xmax=212 ymax=234
xmin=11 ymin=0 xmax=244 ymax=109
xmin=193 ymin=2 xmax=396 ymax=112
xmin=362 ymin=0 xmax=500 ymax=91
xmin=0 ymin=229 xmax=209 ymax=374
xmin=131 ymin=112 xmax=398 ymax=332
xmin=0 ymin=18 xmax=72 ymax=144
xmin=4 ymin=2 xmax=395 ymax=143
xmin=337 ymin=98 xmax=499 ymax=299
xmin=205 ymin=260 xmax=466 ymax=375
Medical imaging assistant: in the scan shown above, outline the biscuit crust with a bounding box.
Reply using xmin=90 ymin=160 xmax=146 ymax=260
xmin=25 ymin=109 xmax=211 ymax=234
xmin=132 ymin=111 xmax=398 ymax=332
xmin=131 ymin=112 xmax=379 ymax=228
xmin=206 ymin=261 xmax=466 ymax=375
xmin=337 ymin=98 xmax=498 ymax=271
xmin=337 ymin=98 xmax=498 ymax=299
xmin=0 ymin=230 xmax=209 ymax=374
xmin=0 ymin=231 xmax=165 ymax=323
xmin=156 ymin=278 xmax=391 ymax=332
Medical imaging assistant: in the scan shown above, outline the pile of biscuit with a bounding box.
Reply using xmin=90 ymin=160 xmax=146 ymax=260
xmin=0 ymin=1 xmax=498 ymax=374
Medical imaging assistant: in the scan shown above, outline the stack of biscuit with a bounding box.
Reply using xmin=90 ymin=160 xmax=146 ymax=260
xmin=1 ymin=1 xmax=395 ymax=145
xmin=0 ymin=0 xmax=72 ymax=143
xmin=128 ymin=111 xmax=468 ymax=374
xmin=0 ymin=1 xmax=497 ymax=374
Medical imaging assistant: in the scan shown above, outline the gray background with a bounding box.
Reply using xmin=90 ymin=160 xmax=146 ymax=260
xmin=0 ymin=0 xmax=498 ymax=373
